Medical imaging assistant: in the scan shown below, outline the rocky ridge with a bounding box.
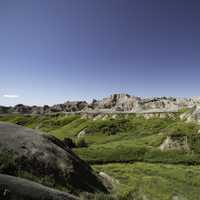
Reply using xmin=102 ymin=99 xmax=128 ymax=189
xmin=1 ymin=93 xmax=200 ymax=116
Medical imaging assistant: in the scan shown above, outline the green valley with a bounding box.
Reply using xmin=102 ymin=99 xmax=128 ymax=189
xmin=1 ymin=112 xmax=200 ymax=199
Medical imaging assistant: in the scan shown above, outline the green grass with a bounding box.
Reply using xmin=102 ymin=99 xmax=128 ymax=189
xmin=74 ymin=117 xmax=200 ymax=165
xmin=1 ymin=113 xmax=200 ymax=199
xmin=93 ymin=162 xmax=200 ymax=200
xmin=85 ymin=118 xmax=132 ymax=135
xmin=51 ymin=118 xmax=92 ymax=139
xmin=0 ymin=114 xmax=93 ymax=139
xmin=1 ymin=114 xmax=200 ymax=165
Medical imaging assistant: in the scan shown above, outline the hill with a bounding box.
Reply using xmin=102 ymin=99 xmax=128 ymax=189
xmin=1 ymin=111 xmax=200 ymax=199
xmin=1 ymin=93 xmax=200 ymax=115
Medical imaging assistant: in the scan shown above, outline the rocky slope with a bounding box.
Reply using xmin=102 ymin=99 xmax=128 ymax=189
xmin=1 ymin=93 xmax=200 ymax=115
xmin=180 ymin=105 xmax=200 ymax=123
xmin=0 ymin=122 xmax=107 ymax=194
xmin=0 ymin=173 xmax=79 ymax=200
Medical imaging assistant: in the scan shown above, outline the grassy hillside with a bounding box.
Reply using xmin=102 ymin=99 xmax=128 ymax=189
xmin=1 ymin=113 xmax=200 ymax=199
xmin=93 ymin=162 xmax=200 ymax=200
xmin=1 ymin=113 xmax=200 ymax=165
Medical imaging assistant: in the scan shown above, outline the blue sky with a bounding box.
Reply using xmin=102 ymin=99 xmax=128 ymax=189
xmin=0 ymin=0 xmax=200 ymax=106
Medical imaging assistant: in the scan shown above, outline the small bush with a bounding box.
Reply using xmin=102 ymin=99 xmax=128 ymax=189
xmin=76 ymin=138 xmax=88 ymax=148
xmin=0 ymin=150 xmax=17 ymax=175
xmin=166 ymin=122 xmax=199 ymax=137
xmin=86 ymin=119 xmax=131 ymax=135
xmin=63 ymin=137 xmax=76 ymax=148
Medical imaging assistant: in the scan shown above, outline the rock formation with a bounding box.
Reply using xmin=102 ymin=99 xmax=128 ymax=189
xmin=0 ymin=173 xmax=79 ymax=200
xmin=1 ymin=93 xmax=200 ymax=116
xmin=181 ymin=106 xmax=200 ymax=123
xmin=0 ymin=122 xmax=107 ymax=194
xmin=159 ymin=136 xmax=190 ymax=152
xmin=90 ymin=94 xmax=141 ymax=111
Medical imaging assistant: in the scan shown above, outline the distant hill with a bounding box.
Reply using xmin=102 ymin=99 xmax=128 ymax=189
xmin=1 ymin=93 xmax=200 ymax=115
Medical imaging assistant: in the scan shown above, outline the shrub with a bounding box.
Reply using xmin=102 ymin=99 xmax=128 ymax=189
xmin=76 ymin=138 xmax=88 ymax=148
xmin=86 ymin=119 xmax=131 ymax=135
xmin=63 ymin=137 xmax=76 ymax=148
xmin=0 ymin=150 xmax=17 ymax=175
xmin=166 ymin=122 xmax=199 ymax=137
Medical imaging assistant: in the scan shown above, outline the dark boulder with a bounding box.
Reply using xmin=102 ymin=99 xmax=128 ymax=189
xmin=0 ymin=122 xmax=107 ymax=194
xmin=0 ymin=173 xmax=79 ymax=200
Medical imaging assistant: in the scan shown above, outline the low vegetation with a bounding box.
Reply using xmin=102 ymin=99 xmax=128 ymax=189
xmin=1 ymin=112 xmax=200 ymax=199
xmin=93 ymin=162 xmax=200 ymax=200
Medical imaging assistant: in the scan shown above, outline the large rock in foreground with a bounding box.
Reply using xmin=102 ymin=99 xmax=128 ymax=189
xmin=0 ymin=122 xmax=107 ymax=194
xmin=0 ymin=173 xmax=79 ymax=200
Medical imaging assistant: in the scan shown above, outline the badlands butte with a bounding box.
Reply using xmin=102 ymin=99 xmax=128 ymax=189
xmin=1 ymin=94 xmax=200 ymax=200
xmin=1 ymin=93 xmax=200 ymax=122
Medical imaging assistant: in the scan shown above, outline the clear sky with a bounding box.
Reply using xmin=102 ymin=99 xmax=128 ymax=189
xmin=0 ymin=0 xmax=200 ymax=106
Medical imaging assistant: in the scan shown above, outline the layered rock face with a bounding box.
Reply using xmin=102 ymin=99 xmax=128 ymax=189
xmin=0 ymin=101 xmax=89 ymax=114
xmin=90 ymin=94 xmax=141 ymax=111
xmin=1 ymin=93 xmax=200 ymax=114
xmin=159 ymin=136 xmax=190 ymax=152
xmin=181 ymin=106 xmax=200 ymax=123
xmin=0 ymin=122 xmax=107 ymax=194
xmin=50 ymin=101 xmax=88 ymax=113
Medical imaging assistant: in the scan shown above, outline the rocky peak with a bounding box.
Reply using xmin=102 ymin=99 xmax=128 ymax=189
xmin=1 ymin=94 xmax=200 ymax=115
xmin=91 ymin=93 xmax=141 ymax=111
